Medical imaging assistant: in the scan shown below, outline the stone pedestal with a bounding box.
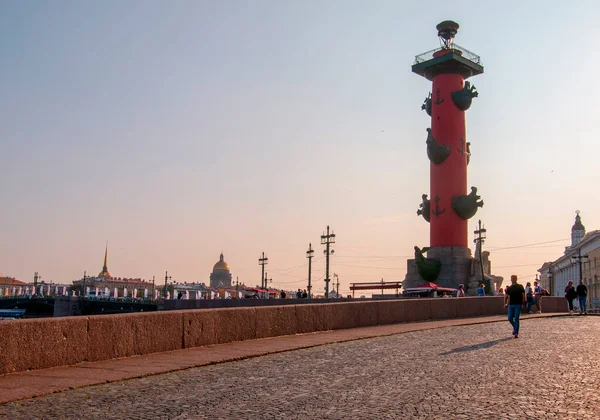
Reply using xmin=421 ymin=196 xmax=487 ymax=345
xmin=403 ymin=246 xmax=473 ymax=290
xmin=467 ymin=250 xmax=504 ymax=295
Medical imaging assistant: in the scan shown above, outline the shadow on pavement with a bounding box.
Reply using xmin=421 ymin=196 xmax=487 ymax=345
xmin=439 ymin=337 xmax=513 ymax=356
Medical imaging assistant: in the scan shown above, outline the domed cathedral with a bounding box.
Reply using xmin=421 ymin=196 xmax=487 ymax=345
xmin=210 ymin=253 xmax=232 ymax=288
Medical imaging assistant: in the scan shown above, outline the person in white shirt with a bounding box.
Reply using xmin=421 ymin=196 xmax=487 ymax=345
xmin=457 ymin=284 xmax=465 ymax=297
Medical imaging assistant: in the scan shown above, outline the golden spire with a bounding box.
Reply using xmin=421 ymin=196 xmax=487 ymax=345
xmin=98 ymin=242 xmax=111 ymax=278
xmin=103 ymin=244 xmax=108 ymax=271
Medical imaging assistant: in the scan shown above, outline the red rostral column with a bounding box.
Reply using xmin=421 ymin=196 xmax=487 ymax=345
xmin=413 ymin=21 xmax=483 ymax=248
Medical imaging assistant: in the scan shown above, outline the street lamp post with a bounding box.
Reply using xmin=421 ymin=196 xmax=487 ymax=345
xmin=306 ymin=243 xmax=314 ymax=298
xmin=82 ymin=271 xmax=87 ymax=297
xmin=264 ymin=272 xmax=272 ymax=298
xmin=33 ymin=272 xmax=39 ymax=296
xmin=164 ymin=271 xmax=172 ymax=299
xmin=571 ymin=248 xmax=589 ymax=287
xmin=259 ymin=253 xmax=269 ymax=289
xmin=474 ymin=220 xmax=487 ymax=292
xmin=321 ymin=225 xmax=336 ymax=299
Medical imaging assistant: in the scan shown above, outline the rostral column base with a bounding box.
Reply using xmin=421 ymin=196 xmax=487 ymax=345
xmin=403 ymin=246 xmax=473 ymax=290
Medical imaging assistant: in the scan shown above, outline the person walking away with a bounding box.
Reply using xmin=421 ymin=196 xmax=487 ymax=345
xmin=477 ymin=283 xmax=485 ymax=297
xmin=576 ymin=280 xmax=588 ymax=315
xmin=565 ymin=281 xmax=577 ymax=314
xmin=525 ymin=282 xmax=535 ymax=314
xmin=505 ymin=275 xmax=525 ymax=339
xmin=457 ymin=284 xmax=465 ymax=297
xmin=533 ymin=281 xmax=543 ymax=313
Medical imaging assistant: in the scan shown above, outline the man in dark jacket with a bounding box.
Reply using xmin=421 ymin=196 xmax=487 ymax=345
xmin=505 ymin=275 xmax=526 ymax=338
xmin=576 ymin=280 xmax=588 ymax=315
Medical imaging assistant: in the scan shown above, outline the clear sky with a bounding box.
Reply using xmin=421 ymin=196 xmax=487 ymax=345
xmin=1 ymin=1 xmax=599 ymax=295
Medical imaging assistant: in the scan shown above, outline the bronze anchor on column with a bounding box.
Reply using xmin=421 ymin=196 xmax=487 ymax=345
xmin=434 ymin=88 xmax=444 ymax=105
xmin=432 ymin=196 xmax=445 ymax=217
xmin=457 ymin=137 xmax=471 ymax=165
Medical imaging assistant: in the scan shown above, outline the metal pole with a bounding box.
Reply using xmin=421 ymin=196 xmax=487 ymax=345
xmin=306 ymin=243 xmax=313 ymax=298
xmin=259 ymin=252 xmax=268 ymax=289
xmin=321 ymin=226 xmax=336 ymax=299
xmin=578 ymin=248 xmax=584 ymax=285
xmin=83 ymin=271 xmax=87 ymax=297
xmin=164 ymin=271 xmax=168 ymax=299
xmin=325 ymin=228 xmax=330 ymax=298
xmin=474 ymin=219 xmax=487 ymax=294
xmin=478 ymin=220 xmax=485 ymax=288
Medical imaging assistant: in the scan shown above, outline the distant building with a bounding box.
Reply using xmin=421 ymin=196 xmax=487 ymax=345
xmin=209 ymin=253 xmax=232 ymax=288
xmin=170 ymin=282 xmax=210 ymax=299
xmin=72 ymin=246 xmax=155 ymax=298
xmin=0 ymin=276 xmax=26 ymax=286
xmin=538 ymin=212 xmax=600 ymax=300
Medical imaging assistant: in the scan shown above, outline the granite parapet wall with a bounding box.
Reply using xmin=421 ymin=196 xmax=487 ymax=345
xmin=0 ymin=297 xmax=568 ymax=375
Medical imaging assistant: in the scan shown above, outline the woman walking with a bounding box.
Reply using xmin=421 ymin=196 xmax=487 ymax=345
xmin=565 ymin=280 xmax=577 ymax=314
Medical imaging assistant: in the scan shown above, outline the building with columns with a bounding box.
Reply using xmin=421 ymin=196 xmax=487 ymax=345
xmin=538 ymin=212 xmax=600 ymax=302
xmin=72 ymin=246 xmax=156 ymax=298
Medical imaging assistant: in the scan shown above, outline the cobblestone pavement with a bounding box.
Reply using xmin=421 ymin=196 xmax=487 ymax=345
xmin=1 ymin=316 xmax=599 ymax=419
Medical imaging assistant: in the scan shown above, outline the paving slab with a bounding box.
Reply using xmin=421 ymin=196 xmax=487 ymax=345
xmin=0 ymin=313 xmax=560 ymax=405
xmin=1 ymin=314 xmax=598 ymax=419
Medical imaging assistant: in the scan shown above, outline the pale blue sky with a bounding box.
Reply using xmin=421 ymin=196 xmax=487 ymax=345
xmin=1 ymin=1 xmax=599 ymax=293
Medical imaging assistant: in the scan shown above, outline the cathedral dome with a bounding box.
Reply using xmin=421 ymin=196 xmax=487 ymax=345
xmin=213 ymin=253 xmax=230 ymax=272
